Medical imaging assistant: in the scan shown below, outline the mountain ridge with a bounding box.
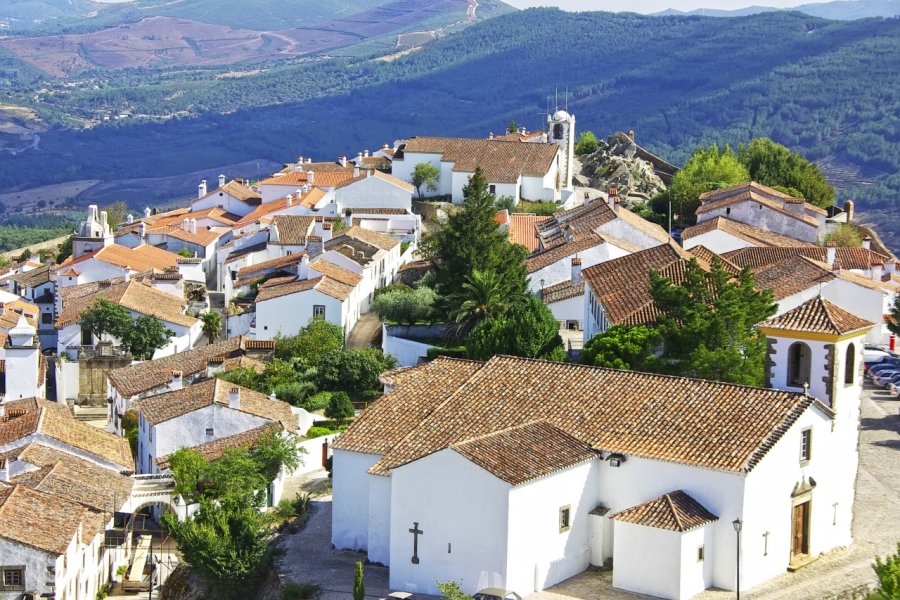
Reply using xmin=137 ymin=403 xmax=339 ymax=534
xmin=654 ymin=0 xmax=900 ymax=19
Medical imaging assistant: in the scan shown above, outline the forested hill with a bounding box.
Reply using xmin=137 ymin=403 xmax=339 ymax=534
xmin=2 ymin=9 xmax=899 ymax=218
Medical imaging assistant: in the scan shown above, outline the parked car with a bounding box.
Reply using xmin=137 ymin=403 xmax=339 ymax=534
xmin=876 ymin=372 xmax=900 ymax=389
xmin=889 ymin=381 xmax=900 ymax=397
xmin=867 ymin=361 xmax=900 ymax=378
xmin=873 ymin=370 xmax=900 ymax=387
xmin=864 ymin=349 xmax=894 ymax=364
xmin=474 ymin=589 xmax=522 ymax=600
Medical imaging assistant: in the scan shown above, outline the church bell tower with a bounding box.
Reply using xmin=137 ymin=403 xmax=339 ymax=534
xmin=547 ymin=109 xmax=576 ymax=191
xmin=72 ymin=205 xmax=114 ymax=259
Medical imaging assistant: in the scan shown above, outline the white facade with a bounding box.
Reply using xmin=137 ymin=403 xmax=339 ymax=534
xmin=682 ymin=229 xmax=754 ymax=255
xmin=334 ymin=174 xmax=413 ymax=214
xmin=528 ymin=243 xmax=626 ymax=293
xmin=57 ymin=313 xmax=201 ymax=360
xmin=254 ymin=288 xmax=351 ymax=341
xmin=697 ymin=201 xmax=823 ymax=243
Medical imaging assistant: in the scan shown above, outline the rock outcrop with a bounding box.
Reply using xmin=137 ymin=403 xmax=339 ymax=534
xmin=574 ymin=132 xmax=678 ymax=203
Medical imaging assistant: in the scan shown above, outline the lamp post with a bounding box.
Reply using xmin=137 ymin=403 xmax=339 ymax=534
xmin=732 ymin=518 xmax=742 ymax=600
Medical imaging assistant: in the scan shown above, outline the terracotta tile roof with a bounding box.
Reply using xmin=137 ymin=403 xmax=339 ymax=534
xmin=9 ymin=443 xmax=133 ymax=511
xmin=333 ymin=170 xmax=414 ymax=193
xmin=695 ymin=183 xmax=821 ymax=226
xmin=699 ymin=181 xmax=797 ymax=202
xmin=235 ymin=189 xmax=328 ymax=227
xmin=749 ymin=257 xmax=835 ymax=300
xmin=536 ymin=200 xmax=617 ymax=247
xmin=399 ymin=136 xmax=560 ymax=183
xmin=225 ymin=241 xmax=268 ymax=263
xmin=509 ymin=214 xmax=551 ymax=252
xmin=581 ymin=242 xmax=696 ymax=326
xmin=684 ymin=216 xmax=815 ymax=247
xmin=60 ymin=243 xmax=180 ymax=272
xmin=259 ymin=170 xmax=354 ymax=188
xmin=687 ymin=246 xmax=743 ymax=275
xmin=339 ymin=355 xmax=825 ymax=476
xmin=336 ymin=358 xmax=484 ymax=457
xmin=612 ymin=490 xmax=718 ymax=532
xmin=723 ymin=246 xmax=891 ymax=271
xmin=541 ymin=280 xmax=584 ymax=304
xmin=0 ymin=398 xmax=134 ymax=469
xmin=56 ymin=279 xmax=197 ymax=328
xmin=527 ymin=233 xmax=604 ymax=273
xmin=255 ymin=275 xmax=320 ymax=302
xmin=0 ymin=483 xmax=89 ymax=554
xmin=235 ymin=253 xmax=305 ymax=288
xmin=107 ymin=336 xmax=263 ymax=398
xmin=347 ymin=208 xmax=411 ymax=216
xmin=216 ymin=180 xmax=261 ymax=203
xmin=155 ymin=422 xmax=282 ymax=470
xmin=152 ymin=207 xmax=242 ymax=228
xmin=9 ymin=263 xmax=52 ymax=288
xmin=760 ymin=296 xmax=874 ymax=336
xmin=330 ymin=225 xmax=401 ymax=251
xmin=613 ymin=205 xmax=672 ymax=244
xmin=494 ymin=210 xmax=510 ymax=226
xmin=451 ymin=421 xmax=597 ymax=485
xmin=136 ymin=378 xmax=295 ymax=429
xmin=156 ymin=224 xmax=229 ymax=247
xmin=310 ymin=259 xmax=364 ymax=287
xmin=493 ymin=131 xmax=544 ymax=142
xmin=271 ymin=215 xmax=316 ymax=245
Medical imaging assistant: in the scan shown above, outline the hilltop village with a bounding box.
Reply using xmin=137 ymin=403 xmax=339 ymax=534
xmin=0 ymin=111 xmax=898 ymax=600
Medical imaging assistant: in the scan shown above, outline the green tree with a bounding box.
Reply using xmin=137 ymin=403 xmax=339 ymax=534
xmin=274 ymin=319 xmax=344 ymax=370
xmin=665 ymin=144 xmax=749 ymax=226
xmin=887 ymin=295 xmax=900 ymax=339
xmin=650 ymin=258 xmax=776 ymax=385
xmin=580 ymin=325 xmax=662 ymax=371
xmin=466 ymin=295 xmax=564 ymax=361
xmin=871 ymin=543 xmax=900 ymax=600
xmin=325 ymin=391 xmax=355 ymax=423
xmin=168 ymin=447 xmax=208 ymax=500
xmin=200 ymin=311 xmax=222 ymax=344
xmin=177 ymin=247 xmax=193 ymax=258
xmin=574 ymin=131 xmax=599 ymax=155
xmin=16 ymin=248 xmax=32 ymax=262
xmin=79 ymin=298 xmax=132 ymax=342
xmin=424 ymin=167 xmax=528 ymax=313
xmin=55 ymin=235 xmax=73 ymax=264
xmin=250 ymin=429 xmax=304 ymax=482
xmin=449 ymin=269 xmax=522 ymax=340
xmin=371 ymin=286 xmax=436 ymax=325
xmin=315 ymin=348 xmax=397 ymax=399
xmin=738 ymin=138 xmax=835 ymax=209
xmin=823 ymin=224 xmax=863 ymax=247
xmin=411 ymin=162 xmax=439 ymax=198
xmin=102 ymin=201 xmax=128 ymax=228
xmin=437 ymin=581 xmax=473 ymax=600
xmin=506 ymin=118 xmax=518 ymax=134
xmin=121 ymin=314 xmax=173 ymax=360
xmin=161 ymin=499 xmax=269 ymax=600
xmin=353 ymin=562 xmax=365 ymax=600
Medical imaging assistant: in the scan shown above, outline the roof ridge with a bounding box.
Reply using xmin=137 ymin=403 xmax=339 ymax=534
xmin=665 ymin=493 xmax=684 ymax=530
xmin=451 ymin=419 xmax=547 ymax=447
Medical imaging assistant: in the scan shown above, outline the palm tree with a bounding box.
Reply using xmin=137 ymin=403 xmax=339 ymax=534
xmin=447 ymin=269 xmax=521 ymax=340
xmin=200 ymin=311 xmax=222 ymax=344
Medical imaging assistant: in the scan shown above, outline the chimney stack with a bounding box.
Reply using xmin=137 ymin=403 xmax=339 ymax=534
xmin=571 ymin=257 xmax=582 ymax=285
xmin=0 ymin=458 xmax=8 ymax=483
xmin=206 ymin=357 xmax=224 ymax=378
xmin=583 ymin=192 xmax=590 ymax=208
xmin=826 ymin=241 xmax=837 ymax=267
xmin=832 ymin=258 xmax=842 ymax=274
xmin=138 ymin=222 xmax=146 ymax=239
xmin=488 ymin=132 xmax=494 ymax=140
xmin=190 ymin=218 xmax=197 ymax=235
xmin=843 ymin=199 xmax=855 ymax=222
xmin=339 ymin=155 xmax=347 ymax=168
xmin=298 ymin=254 xmax=310 ymax=280
xmin=353 ymin=164 xmax=360 ymax=178
xmin=862 ymin=235 xmax=872 ymax=251
xmin=144 ymin=206 xmax=152 ymax=218
xmin=126 ymin=214 xmax=134 ymax=224
xmin=608 ymin=188 xmax=619 ymax=211
xmin=170 ymin=370 xmax=183 ymax=391
xmin=872 ymin=262 xmax=884 ymax=282
xmin=198 ymin=180 xmax=207 ymax=199
xmin=218 ymin=174 xmax=226 ymax=188
xmin=364 ymin=149 xmax=370 ymax=158
xmin=288 ymin=192 xmax=296 ymax=207
xmin=306 ymin=171 xmax=315 ymax=185
xmin=182 ymin=218 xmax=190 ymax=232
xmin=885 ymin=261 xmax=896 ymax=275
xmin=228 ymin=387 xmax=241 ymax=410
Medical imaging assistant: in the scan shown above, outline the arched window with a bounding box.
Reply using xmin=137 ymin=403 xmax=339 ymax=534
xmin=553 ymin=124 xmax=564 ymax=140
xmin=844 ymin=343 xmax=856 ymax=385
xmin=788 ymin=342 xmax=812 ymax=387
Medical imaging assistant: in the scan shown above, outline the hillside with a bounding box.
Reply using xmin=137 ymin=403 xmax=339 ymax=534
xmin=0 ymin=9 xmax=898 ymax=250
xmin=656 ymin=0 xmax=900 ymax=19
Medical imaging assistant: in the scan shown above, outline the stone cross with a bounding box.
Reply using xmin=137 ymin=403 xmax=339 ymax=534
xmin=409 ymin=522 xmax=423 ymax=564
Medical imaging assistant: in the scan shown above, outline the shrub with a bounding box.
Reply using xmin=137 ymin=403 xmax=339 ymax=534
xmin=274 ymin=498 xmax=298 ymax=520
xmin=282 ymin=582 xmax=322 ymax=600
xmin=495 ymin=195 xmax=516 ymax=211
xmin=305 ymin=426 xmax=335 ymax=439
xmin=426 ymin=346 xmax=467 ymax=360
xmin=293 ymin=493 xmax=311 ymax=516
xmin=353 ymin=562 xmax=365 ymax=600
xmin=871 ymin=542 xmax=900 ymax=600
xmin=574 ymin=131 xmax=599 ymax=155
xmin=305 ymin=391 xmax=332 ymax=411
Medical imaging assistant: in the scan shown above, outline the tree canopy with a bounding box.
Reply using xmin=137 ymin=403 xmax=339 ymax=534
xmin=466 ymin=295 xmax=565 ymax=361
xmin=738 ymin=138 xmax=835 ymax=209
xmin=122 ymin=314 xmax=173 ymax=360
xmin=411 ymin=162 xmax=439 ymax=198
xmin=574 ymin=131 xmax=599 ymax=155
xmin=371 ymin=285 xmax=436 ymax=326
xmin=580 ymin=325 xmax=662 ymax=371
xmin=661 ymin=144 xmax=749 ymax=226
xmin=79 ymin=298 xmax=132 ymax=341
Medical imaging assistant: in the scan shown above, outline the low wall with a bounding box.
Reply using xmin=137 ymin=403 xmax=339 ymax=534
xmin=294 ymin=434 xmax=338 ymax=476
xmin=226 ymin=310 xmax=254 ymax=338
xmin=382 ymin=324 xmax=443 ymax=367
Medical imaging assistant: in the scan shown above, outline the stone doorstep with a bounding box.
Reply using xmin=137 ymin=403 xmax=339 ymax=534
xmin=787 ymin=554 xmax=820 ymax=572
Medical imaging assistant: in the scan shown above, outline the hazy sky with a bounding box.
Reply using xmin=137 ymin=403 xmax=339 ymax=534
xmin=502 ymin=0 xmax=811 ymax=13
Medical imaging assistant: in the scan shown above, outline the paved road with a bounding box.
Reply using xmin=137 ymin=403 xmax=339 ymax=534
xmin=346 ymin=312 xmax=382 ymax=350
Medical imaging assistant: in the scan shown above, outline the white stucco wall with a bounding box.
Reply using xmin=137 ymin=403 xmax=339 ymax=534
xmin=254 ymin=290 xmax=346 ymax=341
xmin=596 ymin=214 xmax=667 ymax=251
xmin=332 ymin=449 xmax=382 ymax=552
xmin=368 ymin=471 xmax=393 ymax=565
xmin=698 ymin=201 xmax=818 ymax=243
xmin=613 ymin=522 xmax=683 ymax=599
xmin=389 ymin=449 xmax=511 ymax=595
xmin=392 ymin=152 xmax=446 ymax=198
xmin=683 ymin=230 xmax=753 ymax=254
xmin=528 ymin=243 xmax=624 ymax=293
xmin=546 ymin=295 xmax=584 ymax=329
xmin=336 ymin=176 xmax=413 ymax=213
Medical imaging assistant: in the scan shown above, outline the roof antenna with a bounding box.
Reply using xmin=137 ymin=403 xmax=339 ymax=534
xmin=565 ymin=86 xmax=569 ymax=112
xmin=555 ymin=86 xmax=559 ymax=111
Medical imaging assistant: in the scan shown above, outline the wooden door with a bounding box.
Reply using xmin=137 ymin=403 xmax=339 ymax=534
xmin=791 ymin=502 xmax=810 ymax=558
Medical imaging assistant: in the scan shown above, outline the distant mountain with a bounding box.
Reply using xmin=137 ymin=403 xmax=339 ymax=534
xmin=655 ymin=0 xmax=900 ymax=19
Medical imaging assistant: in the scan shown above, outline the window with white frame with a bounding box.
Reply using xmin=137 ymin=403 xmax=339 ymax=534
xmin=559 ymin=505 xmax=571 ymax=532
xmin=313 ymin=305 xmax=326 ymax=319
xmin=1 ymin=566 xmax=24 ymax=590
xmin=800 ymin=428 xmax=812 ymax=463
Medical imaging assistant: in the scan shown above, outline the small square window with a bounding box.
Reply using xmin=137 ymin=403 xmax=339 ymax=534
xmin=313 ymin=305 xmax=326 ymax=319
xmin=800 ymin=428 xmax=812 ymax=463
xmin=206 ymin=428 xmax=214 ymax=436
xmin=42 ymin=312 xmax=53 ymax=324
xmin=2 ymin=567 xmax=24 ymax=588
xmin=698 ymin=546 xmax=705 ymax=562
xmin=489 ymin=184 xmax=497 ymax=195
xmin=559 ymin=506 xmax=571 ymax=532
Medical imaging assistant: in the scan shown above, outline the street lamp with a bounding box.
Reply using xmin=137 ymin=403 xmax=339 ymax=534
xmin=732 ymin=519 xmax=743 ymax=600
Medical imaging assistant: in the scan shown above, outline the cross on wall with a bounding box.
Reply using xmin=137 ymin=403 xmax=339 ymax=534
xmin=409 ymin=522 xmax=423 ymax=564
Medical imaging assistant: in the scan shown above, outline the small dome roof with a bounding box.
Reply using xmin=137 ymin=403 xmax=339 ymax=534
xmin=552 ymin=109 xmax=571 ymax=121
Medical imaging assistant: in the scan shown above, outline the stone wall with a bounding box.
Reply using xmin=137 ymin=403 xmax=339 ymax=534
xmin=77 ymin=355 xmax=132 ymax=405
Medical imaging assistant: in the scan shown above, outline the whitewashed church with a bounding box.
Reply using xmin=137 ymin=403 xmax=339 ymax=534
xmin=332 ymin=296 xmax=871 ymax=599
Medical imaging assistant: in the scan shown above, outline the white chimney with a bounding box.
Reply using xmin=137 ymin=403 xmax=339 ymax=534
xmin=182 ymin=218 xmax=190 ymax=232
xmin=0 ymin=403 xmax=4 ymax=418
xmin=139 ymin=222 xmax=146 ymax=238
xmin=198 ymin=180 xmax=207 ymax=199
xmin=298 ymin=254 xmax=310 ymax=279
xmin=571 ymin=257 xmax=582 ymax=284
xmin=269 ymin=391 xmax=277 ymax=402
xmin=123 ymin=269 xmax=130 ymax=282
xmin=488 ymin=132 xmax=495 ymax=140
xmin=364 ymin=149 xmax=370 ymax=158
xmin=339 ymin=155 xmax=347 ymax=167
xmin=323 ymin=222 xmax=333 ymax=242
xmin=219 ymin=174 xmax=226 ymax=188
xmin=287 ymin=193 xmax=294 ymax=207
xmin=228 ymin=387 xmax=241 ymax=410
xmin=190 ymin=218 xmax=197 ymax=235
xmin=144 ymin=206 xmax=152 ymax=218
xmin=170 ymin=370 xmax=183 ymax=391
xmin=301 ymin=184 xmax=310 ymax=194
xmin=126 ymin=214 xmax=134 ymax=224
xmin=583 ymin=192 xmax=590 ymax=208
xmin=357 ymin=151 xmax=363 ymax=163
xmin=608 ymin=188 xmax=618 ymax=210
xmin=886 ymin=261 xmax=896 ymax=275
xmin=872 ymin=262 xmax=884 ymax=282
xmin=826 ymin=242 xmax=837 ymax=267
xmin=206 ymin=359 xmax=224 ymax=378
xmin=383 ymin=144 xmax=389 ymax=150
xmin=307 ymin=157 xmax=313 ymax=164
xmin=353 ymin=164 xmax=360 ymax=178
xmin=306 ymin=171 xmax=315 ymax=185
xmin=862 ymin=235 xmax=872 ymax=251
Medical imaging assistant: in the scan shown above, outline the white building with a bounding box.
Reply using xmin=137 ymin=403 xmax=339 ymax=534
xmin=7 ymin=264 xmax=56 ymax=348
xmin=57 ymin=243 xmax=182 ymax=289
xmin=258 ymin=167 xmax=354 ymax=204
xmin=191 ymin=176 xmax=261 ymax=217
xmin=1 ymin=316 xmax=45 ymax=404
xmin=694 ymin=182 xmax=828 ymax=244
xmin=332 ymin=325 xmax=869 ymax=599
xmin=392 ymin=135 xmax=565 ymax=204
xmin=682 ymin=216 xmax=815 ymax=254
xmin=56 ymin=278 xmax=201 ymax=359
